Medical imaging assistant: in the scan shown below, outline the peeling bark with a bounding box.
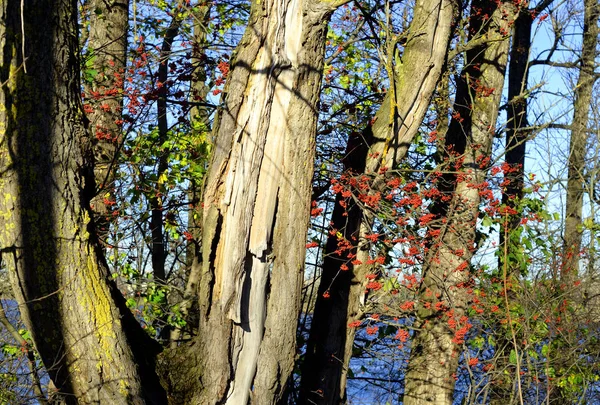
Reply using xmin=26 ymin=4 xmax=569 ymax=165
xmin=0 ymin=2 xmax=166 ymax=403
xmin=169 ymin=0 xmax=343 ymax=403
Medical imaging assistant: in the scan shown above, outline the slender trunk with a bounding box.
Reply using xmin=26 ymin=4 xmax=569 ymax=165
xmin=151 ymin=15 xmax=182 ymax=342
xmin=553 ymin=1 xmax=600 ymax=403
xmin=166 ymin=0 xmax=343 ymax=403
xmin=403 ymin=1 xmax=515 ymax=404
xmin=562 ymin=0 xmax=599 ymax=284
xmin=300 ymin=0 xmax=458 ymax=403
xmin=172 ymin=4 xmax=211 ymax=346
xmin=0 ymin=2 xmax=166 ymax=404
xmin=490 ymin=10 xmax=532 ymax=405
xmin=84 ymin=0 xmax=129 ymax=244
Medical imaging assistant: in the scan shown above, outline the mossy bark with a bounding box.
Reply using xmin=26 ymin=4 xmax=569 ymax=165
xmin=0 ymin=2 xmax=166 ymax=403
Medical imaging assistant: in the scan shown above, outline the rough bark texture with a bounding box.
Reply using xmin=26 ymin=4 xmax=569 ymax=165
xmin=84 ymin=0 xmax=129 ymax=243
xmin=300 ymin=0 xmax=458 ymax=403
xmin=562 ymin=0 xmax=599 ymax=283
xmin=403 ymin=1 xmax=515 ymax=404
xmin=0 ymin=1 xmax=166 ymax=403
xmin=165 ymin=0 xmax=341 ymax=403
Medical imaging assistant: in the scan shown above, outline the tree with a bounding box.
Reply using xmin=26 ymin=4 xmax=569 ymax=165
xmin=403 ymin=0 xmax=516 ymax=403
xmin=82 ymin=0 xmax=130 ymax=244
xmin=0 ymin=1 xmax=166 ymax=403
xmin=165 ymin=0 xmax=353 ymax=402
xmin=563 ymin=0 xmax=599 ymax=284
xmin=300 ymin=0 xmax=458 ymax=402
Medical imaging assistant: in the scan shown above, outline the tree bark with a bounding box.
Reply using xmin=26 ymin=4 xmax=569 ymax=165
xmin=403 ymin=1 xmax=515 ymax=404
xmin=300 ymin=0 xmax=458 ymax=403
xmin=84 ymin=0 xmax=129 ymax=244
xmin=553 ymin=1 xmax=600 ymax=403
xmin=0 ymin=2 xmax=166 ymax=403
xmin=166 ymin=0 xmax=344 ymax=403
xmin=562 ymin=0 xmax=599 ymax=284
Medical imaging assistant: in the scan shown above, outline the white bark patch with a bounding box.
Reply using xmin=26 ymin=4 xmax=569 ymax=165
xmin=219 ymin=42 xmax=274 ymax=320
xmin=223 ymin=0 xmax=305 ymax=403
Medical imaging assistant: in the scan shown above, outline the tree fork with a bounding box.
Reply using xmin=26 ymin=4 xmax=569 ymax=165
xmin=0 ymin=1 xmax=166 ymax=403
xmin=300 ymin=0 xmax=458 ymax=402
xmin=403 ymin=0 xmax=515 ymax=403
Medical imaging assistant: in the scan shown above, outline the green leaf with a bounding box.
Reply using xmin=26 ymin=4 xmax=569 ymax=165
xmin=509 ymin=349 xmax=518 ymax=365
xmin=541 ymin=344 xmax=549 ymax=357
xmin=126 ymin=298 xmax=137 ymax=308
xmin=85 ymin=69 xmax=98 ymax=78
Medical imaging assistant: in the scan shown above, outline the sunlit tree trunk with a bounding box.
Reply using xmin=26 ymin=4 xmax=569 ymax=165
xmin=0 ymin=1 xmax=166 ymax=404
xmin=165 ymin=0 xmax=345 ymax=403
xmin=403 ymin=1 xmax=515 ymax=403
xmin=300 ymin=0 xmax=458 ymax=403
xmin=562 ymin=0 xmax=599 ymax=284
xmin=84 ymin=0 xmax=129 ymax=244
xmin=554 ymin=1 xmax=600 ymax=403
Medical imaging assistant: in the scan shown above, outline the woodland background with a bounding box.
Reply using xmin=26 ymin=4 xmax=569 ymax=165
xmin=0 ymin=0 xmax=599 ymax=404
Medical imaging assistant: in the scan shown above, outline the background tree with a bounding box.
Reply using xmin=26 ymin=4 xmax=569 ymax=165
xmin=301 ymin=0 xmax=458 ymax=402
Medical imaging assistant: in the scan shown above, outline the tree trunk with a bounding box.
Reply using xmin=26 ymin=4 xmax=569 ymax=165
xmin=489 ymin=10 xmax=532 ymax=405
xmin=166 ymin=0 xmax=344 ymax=403
xmin=300 ymin=0 xmax=458 ymax=403
xmin=173 ymin=3 xmax=212 ymax=346
xmin=403 ymin=1 xmax=515 ymax=404
xmin=0 ymin=2 xmax=166 ymax=404
xmin=84 ymin=0 xmax=129 ymax=244
xmin=562 ymin=0 xmax=599 ymax=284
xmin=553 ymin=1 xmax=599 ymax=403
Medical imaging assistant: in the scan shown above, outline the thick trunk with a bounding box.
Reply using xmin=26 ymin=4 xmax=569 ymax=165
xmin=403 ymin=1 xmax=515 ymax=404
xmin=166 ymin=0 xmax=341 ymax=403
xmin=84 ymin=0 xmax=129 ymax=243
xmin=300 ymin=0 xmax=457 ymax=403
xmin=0 ymin=2 xmax=166 ymax=404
